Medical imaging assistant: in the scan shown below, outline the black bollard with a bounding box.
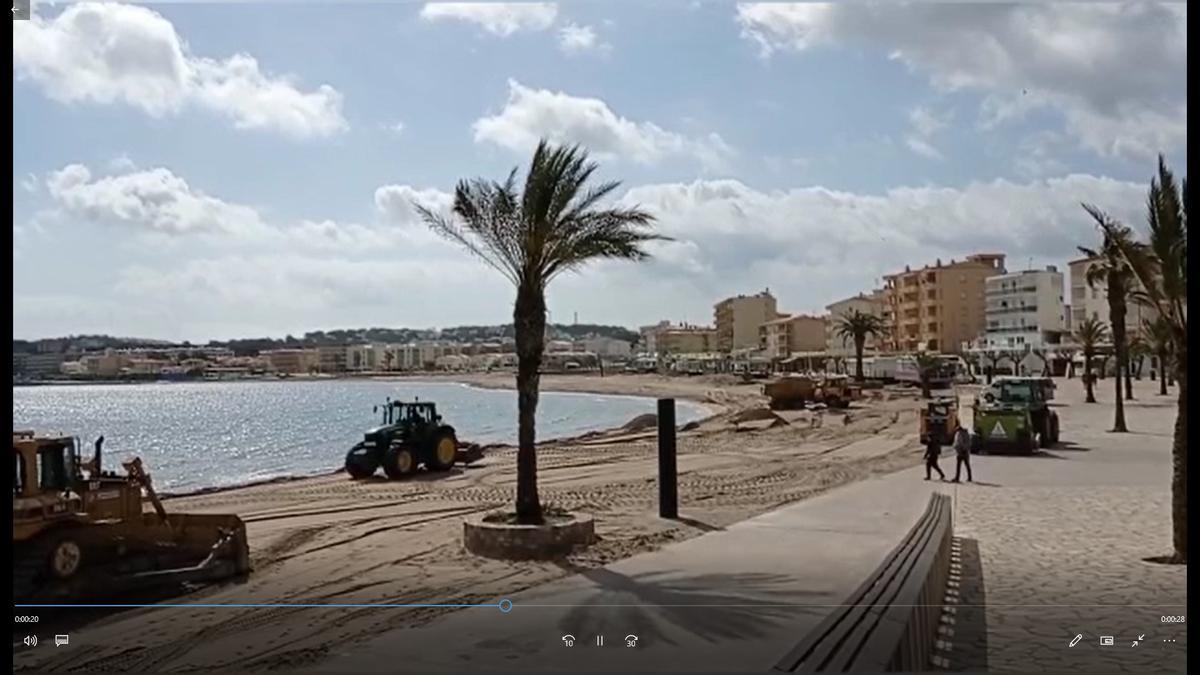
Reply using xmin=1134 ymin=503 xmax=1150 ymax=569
xmin=657 ymin=398 xmax=678 ymax=519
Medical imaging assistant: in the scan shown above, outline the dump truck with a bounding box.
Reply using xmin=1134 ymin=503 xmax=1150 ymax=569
xmin=13 ymin=432 xmax=250 ymax=601
xmin=970 ymin=377 xmax=1060 ymax=455
xmin=344 ymin=399 xmax=480 ymax=479
xmin=764 ymin=375 xmax=860 ymax=410
xmin=919 ymin=396 xmax=960 ymax=445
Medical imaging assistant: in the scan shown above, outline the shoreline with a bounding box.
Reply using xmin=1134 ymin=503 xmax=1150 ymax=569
xmin=139 ymin=374 xmax=733 ymax=500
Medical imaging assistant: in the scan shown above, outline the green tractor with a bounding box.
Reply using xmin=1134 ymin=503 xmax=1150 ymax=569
xmin=344 ymin=399 xmax=460 ymax=479
xmin=971 ymin=377 xmax=1060 ymax=455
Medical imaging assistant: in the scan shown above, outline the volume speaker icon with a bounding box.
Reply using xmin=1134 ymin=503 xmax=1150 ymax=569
xmin=23 ymin=635 xmax=37 ymax=647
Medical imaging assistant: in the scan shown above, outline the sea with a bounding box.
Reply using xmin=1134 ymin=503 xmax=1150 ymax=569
xmin=12 ymin=379 xmax=707 ymax=493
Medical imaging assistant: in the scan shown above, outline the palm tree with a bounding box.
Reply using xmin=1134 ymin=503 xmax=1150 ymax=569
xmin=1075 ymin=317 xmax=1109 ymax=404
xmin=1086 ymin=156 xmax=1187 ymax=562
xmin=836 ymin=310 xmax=885 ymax=381
xmin=1144 ymin=316 xmax=1174 ymax=396
xmin=914 ymin=351 xmax=939 ymax=399
xmin=383 ymin=350 xmax=395 ymax=372
xmin=418 ymin=140 xmax=662 ymax=524
xmin=1078 ymin=220 xmax=1137 ymax=432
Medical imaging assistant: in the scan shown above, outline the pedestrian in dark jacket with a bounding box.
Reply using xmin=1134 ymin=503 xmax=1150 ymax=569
xmin=924 ymin=428 xmax=946 ymax=481
xmin=952 ymin=426 xmax=973 ymax=483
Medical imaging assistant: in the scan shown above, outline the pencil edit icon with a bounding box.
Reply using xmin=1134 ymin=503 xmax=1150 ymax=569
xmin=1069 ymin=634 xmax=1083 ymax=648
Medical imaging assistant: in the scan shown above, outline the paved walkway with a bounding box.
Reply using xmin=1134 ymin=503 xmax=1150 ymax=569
xmin=309 ymin=465 xmax=942 ymax=672
xmin=943 ymin=378 xmax=1186 ymax=673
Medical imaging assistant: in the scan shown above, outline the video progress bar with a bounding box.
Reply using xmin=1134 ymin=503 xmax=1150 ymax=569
xmin=15 ymin=598 xmax=514 ymax=612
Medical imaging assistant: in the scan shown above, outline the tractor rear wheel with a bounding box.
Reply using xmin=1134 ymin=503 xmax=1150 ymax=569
xmin=1039 ymin=423 xmax=1052 ymax=448
xmin=427 ymin=428 xmax=458 ymax=472
xmin=1019 ymin=429 xmax=1036 ymax=455
xmin=1049 ymin=414 xmax=1060 ymax=445
xmin=383 ymin=443 xmax=417 ymax=479
xmin=344 ymin=444 xmax=379 ymax=479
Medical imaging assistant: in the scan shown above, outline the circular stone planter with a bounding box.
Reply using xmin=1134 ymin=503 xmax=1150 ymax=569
xmin=464 ymin=512 xmax=595 ymax=561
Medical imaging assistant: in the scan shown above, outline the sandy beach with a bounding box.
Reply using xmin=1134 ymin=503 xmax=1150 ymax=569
xmin=16 ymin=373 xmax=929 ymax=673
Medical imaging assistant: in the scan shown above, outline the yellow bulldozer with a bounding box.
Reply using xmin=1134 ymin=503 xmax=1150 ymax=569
xmin=13 ymin=431 xmax=250 ymax=601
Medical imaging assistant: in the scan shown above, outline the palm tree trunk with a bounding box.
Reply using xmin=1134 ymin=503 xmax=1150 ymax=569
xmin=1171 ymin=360 xmax=1187 ymax=562
xmin=854 ymin=339 xmax=865 ymax=381
xmin=1084 ymin=356 xmax=1096 ymax=403
xmin=1159 ymin=351 xmax=1169 ymax=395
xmin=1111 ymin=301 xmax=1129 ymax=432
xmin=513 ymin=284 xmax=546 ymax=524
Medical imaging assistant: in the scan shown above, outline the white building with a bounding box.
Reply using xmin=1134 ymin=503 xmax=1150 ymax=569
xmin=824 ymin=290 xmax=886 ymax=358
xmin=981 ymin=266 xmax=1067 ymax=350
xmin=638 ymin=321 xmax=670 ymax=355
xmin=1068 ymin=256 xmax=1158 ymax=339
xmin=582 ymin=336 xmax=633 ymax=358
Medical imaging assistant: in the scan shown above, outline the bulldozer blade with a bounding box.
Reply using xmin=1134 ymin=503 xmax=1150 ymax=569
xmin=456 ymin=445 xmax=484 ymax=466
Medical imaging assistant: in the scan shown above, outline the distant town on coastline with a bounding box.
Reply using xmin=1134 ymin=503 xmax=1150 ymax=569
xmin=12 ymin=249 xmax=1161 ymax=385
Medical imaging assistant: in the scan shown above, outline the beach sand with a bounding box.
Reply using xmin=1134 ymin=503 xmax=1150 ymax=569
xmin=15 ymin=373 xmax=927 ymax=673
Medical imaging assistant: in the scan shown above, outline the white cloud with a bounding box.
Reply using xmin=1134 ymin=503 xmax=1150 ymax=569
xmin=374 ymin=184 xmax=455 ymax=229
xmin=612 ymin=174 xmax=1148 ymax=315
xmin=735 ymin=2 xmax=1187 ymax=161
xmin=558 ymin=23 xmax=610 ymax=55
xmin=13 ymin=2 xmax=347 ymax=139
xmin=419 ymin=2 xmax=557 ymax=36
xmin=46 ymin=164 xmax=269 ymax=236
xmin=472 ymin=80 xmax=734 ymax=169
xmin=383 ymin=121 xmax=406 ymax=137
xmin=42 ymin=163 xmax=455 ymax=255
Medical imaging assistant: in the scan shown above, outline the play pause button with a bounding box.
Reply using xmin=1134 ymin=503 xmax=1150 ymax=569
xmin=596 ymin=635 xmax=604 ymax=647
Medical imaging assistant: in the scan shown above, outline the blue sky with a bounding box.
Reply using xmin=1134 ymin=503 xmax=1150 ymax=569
xmin=12 ymin=2 xmax=1188 ymax=341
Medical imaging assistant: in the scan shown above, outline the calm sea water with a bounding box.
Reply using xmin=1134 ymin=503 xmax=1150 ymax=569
xmin=12 ymin=379 xmax=706 ymax=493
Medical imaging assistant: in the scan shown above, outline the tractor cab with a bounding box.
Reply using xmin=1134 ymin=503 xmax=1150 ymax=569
xmin=375 ymin=400 xmax=442 ymax=427
xmin=978 ymin=377 xmax=1048 ymax=410
xmin=13 ymin=433 xmax=83 ymax=501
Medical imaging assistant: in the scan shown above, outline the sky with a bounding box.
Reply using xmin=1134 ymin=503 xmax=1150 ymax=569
xmin=12 ymin=1 xmax=1188 ymax=342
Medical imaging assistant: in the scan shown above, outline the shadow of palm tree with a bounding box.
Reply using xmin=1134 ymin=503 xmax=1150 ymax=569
xmin=551 ymin=563 xmax=830 ymax=648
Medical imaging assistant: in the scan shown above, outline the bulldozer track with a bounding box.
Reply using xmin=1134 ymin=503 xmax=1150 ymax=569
xmin=242 ymin=495 xmax=430 ymax=523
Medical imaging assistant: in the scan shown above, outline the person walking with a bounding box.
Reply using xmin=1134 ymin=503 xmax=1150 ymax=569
xmin=952 ymin=426 xmax=973 ymax=483
xmin=924 ymin=428 xmax=946 ymax=481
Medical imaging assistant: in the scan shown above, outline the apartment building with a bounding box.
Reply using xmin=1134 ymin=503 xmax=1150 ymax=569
xmin=759 ymin=314 xmax=827 ymax=360
xmin=657 ymin=324 xmax=718 ymax=355
xmin=825 ymin=290 xmax=886 ymax=357
xmin=1068 ymin=256 xmax=1158 ymax=340
xmin=262 ymin=348 xmax=319 ymax=374
xmin=11 ymin=352 xmax=66 ymax=379
xmin=714 ymin=289 xmax=780 ymax=353
xmin=981 ymin=266 xmax=1067 ymax=350
xmin=638 ymin=321 xmax=670 ymax=355
xmin=882 ymin=253 xmax=1006 ymax=354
